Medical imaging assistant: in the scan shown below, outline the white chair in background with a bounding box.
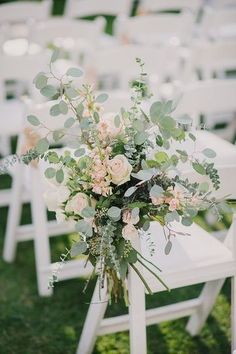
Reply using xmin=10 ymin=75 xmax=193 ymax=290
xmin=31 ymin=17 xmax=105 ymax=65
xmin=77 ymin=164 xmax=236 ymax=354
xmin=185 ymin=40 xmax=236 ymax=80
xmin=209 ymin=0 xmax=236 ymax=9
xmin=0 ymin=52 xmax=49 ymax=156
xmin=137 ymin=0 xmax=202 ymax=16
xmin=85 ymin=44 xmax=182 ymax=94
xmin=64 ymin=0 xmax=132 ymax=18
xmin=201 ymin=7 xmax=236 ymax=40
xmin=2 ymin=90 xmax=135 ymax=296
xmin=116 ymin=13 xmax=195 ymax=46
xmin=0 ymin=0 xmax=52 ymax=42
xmin=174 ymin=79 xmax=236 ymax=140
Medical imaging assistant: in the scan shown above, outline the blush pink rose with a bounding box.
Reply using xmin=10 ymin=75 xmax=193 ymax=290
xmin=122 ymin=209 xmax=139 ymax=225
xmin=107 ymin=154 xmax=132 ymax=185
xmin=122 ymin=224 xmax=139 ymax=241
xmin=168 ymin=198 xmax=180 ymax=211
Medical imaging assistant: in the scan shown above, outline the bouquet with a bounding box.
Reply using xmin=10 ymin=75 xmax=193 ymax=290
xmin=23 ymin=53 xmax=225 ymax=304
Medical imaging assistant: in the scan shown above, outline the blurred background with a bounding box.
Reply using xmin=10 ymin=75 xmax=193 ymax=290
xmin=0 ymin=0 xmax=236 ymax=353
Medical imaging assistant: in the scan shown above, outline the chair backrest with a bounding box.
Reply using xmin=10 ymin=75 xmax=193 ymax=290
xmin=86 ymin=44 xmax=182 ymax=91
xmin=0 ymin=0 xmax=52 ymax=23
xmin=187 ymin=40 xmax=236 ymax=80
xmin=31 ymin=17 xmax=105 ymax=47
xmin=0 ymin=53 xmax=49 ymax=101
xmin=137 ymin=0 xmax=202 ymax=15
xmin=64 ymin=0 xmax=132 ymax=17
xmin=201 ymin=8 xmax=236 ymax=40
xmin=118 ymin=13 xmax=195 ymax=46
xmin=174 ymin=79 xmax=236 ymax=127
xmin=101 ymin=90 xmax=132 ymax=112
xmin=209 ymin=0 xmax=236 ymax=9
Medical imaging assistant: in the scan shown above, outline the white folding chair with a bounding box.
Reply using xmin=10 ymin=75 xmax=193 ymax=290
xmin=0 ymin=52 xmax=49 ymax=156
xmin=2 ymin=90 xmax=135 ymax=296
xmin=0 ymin=0 xmax=52 ymax=40
xmin=86 ymin=44 xmax=182 ymax=93
xmin=137 ymin=0 xmax=202 ymax=16
xmin=64 ymin=0 xmax=132 ymax=18
xmin=201 ymin=7 xmax=236 ymax=40
xmin=77 ymin=164 xmax=236 ymax=354
xmin=186 ymin=40 xmax=236 ymax=80
xmin=116 ymin=13 xmax=195 ymax=46
xmin=31 ymin=17 xmax=105 ymax=64
xmin=174 ymin=79 xmax=236 ymax=140
xmin=209 ymin=0 xmax=236 ymax=9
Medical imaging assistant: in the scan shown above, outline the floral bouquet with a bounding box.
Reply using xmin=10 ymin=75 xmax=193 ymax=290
xmin=23 ymin=53 xmax=225 ymax=303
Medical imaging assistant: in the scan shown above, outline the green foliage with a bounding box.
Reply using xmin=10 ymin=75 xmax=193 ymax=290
xmin=70 ymin=241 xmax=87 ymax=257
xmin=27 ymin=115 xmax=40 ymax=126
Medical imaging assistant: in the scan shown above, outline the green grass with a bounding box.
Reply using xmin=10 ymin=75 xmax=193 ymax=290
xmin=0 ymin=172 xmax=232 ymax=354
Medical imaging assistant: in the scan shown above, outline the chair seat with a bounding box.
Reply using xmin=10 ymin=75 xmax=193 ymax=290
xmin=141 ymin=221 xmax=235 ymax=292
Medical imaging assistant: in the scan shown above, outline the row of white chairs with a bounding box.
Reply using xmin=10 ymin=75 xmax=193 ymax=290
xmin=1 ymin=1 xmax=236 ymax=45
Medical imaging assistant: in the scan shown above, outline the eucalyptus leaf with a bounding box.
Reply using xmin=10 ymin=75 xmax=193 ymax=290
xmin=27 ymin=115 xmax=40 ymax=126
xmin=50 ymin=104 xmax=60 ymax=116
xmin=192 ymin=162 xmax=206 ymax=175
xmin=56 ymin=169 xmax=64 ymax=184
xmin=44 ymin=167 xmax=56 ymax=179
xmin=108 ymin=206 xmax=121 ymax=221
xmin=165 ymin=240 xmax=172 ymax=255
xmin=81 ymin=207 xmax=96 ymax=218
xmin=150 ymin=185 xmax=164 ymax=197
xmin=142 ymin=220 xmax=150 ymax=231
xmin=65 ymin=87 xmax=78 ymax=99
xmin=34 ymin=74 xmax=47 ymax=90
xmin=59 ymin=100 xmax=68 ymax=114
xmin=51 ymin=48 xmax=60 ymax=63
xmin=182 ymin=216 xmax=193 ymax=226
xmin=95 ymin=93 xmax=108 ymax=103
xmin=202 ymin=148 xmax=216 ymax=158
xmin=134 ymin=131 xmax=147 ymax=145
xmin=66 ymin=67 xmax=83 ymax=77
xmin=75 ymin=220 xmax=93 ymax=237
xmin=40 ymin=85 xmax=58 ymax=98
xmin=114 ymin=115 xmax=120 ymax=128
xmin=74 ymin=148 xmax=85 ymax=157
xmin=70 ymin=241 xmax=87 ymax=257
xmin=36 ymin=138 xmax=49 ymax=154
xmin=64 ymin=117 xmax=75 ymax=128
xmin=124 ymin=186 xmax=137 ymax=197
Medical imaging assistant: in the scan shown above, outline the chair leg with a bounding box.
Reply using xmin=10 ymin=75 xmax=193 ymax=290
xmin=232 ymin=276 xmax=236 ymax=352
xmin=3 ymin=164 xmax=23 ymax=262
xmin=76 ymin=278 xmax=108 ymax=354
xmin=31 ymin=167 xmax=52 ymax=296
xmin=186 ymin=279 xmax=225 ymax=336
xmin=128 ymin=264 xmax=147 ymax=354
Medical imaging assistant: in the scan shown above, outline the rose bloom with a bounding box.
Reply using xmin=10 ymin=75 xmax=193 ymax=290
xmin=168 ymin=198 xmax=180 ymax=211
xmin=65 ymin=193 xmax=96 ymax=215
xmin=107 ymin=154 xmax=132 ymax=185
xmin=151 ymin=196 xmax=165 ymax=206
xmin=122 ymin=209 xmax=139 ymax=225
xmin=43 ymin=185 xmax=70 ymax=212
xmin=122 ymin=224 xmax=139 ymax=241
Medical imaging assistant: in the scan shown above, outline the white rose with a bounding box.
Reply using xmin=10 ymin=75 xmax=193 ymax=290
xmin=107 ymin=154 xmax=132 ymax=185
xmin=65 ymin=193 xmax=96 ymax=216
xmin=43 ymin=185 xmax=70 ymax=212
xmin=122 ymin=224 xmax=139 ymax=241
